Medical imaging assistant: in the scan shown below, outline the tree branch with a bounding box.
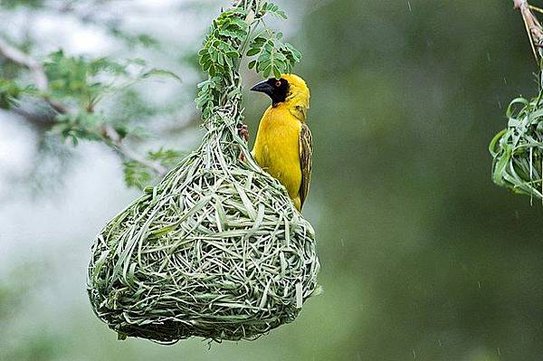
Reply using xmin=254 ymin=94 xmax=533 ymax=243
xmin=0 ymin=37 xmax=167 ymax=178
xmin=100 ymin=124 xmax=167 ymax=176
xmin=0 ymin=38 xmax=48 ymax=92
xmin=0 ymin=38 xmax=72 ymax=113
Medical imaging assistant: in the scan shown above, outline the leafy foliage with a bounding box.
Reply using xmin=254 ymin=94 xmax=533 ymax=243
xmin=489 ymin=93 xmax=543 ymax=200
xmin=147 ymin=148 xmax=185 ymax=168
xmin=196 ymin=8 xmax=248 ymax=118
xmin=0 ymin=0 xmax=44 ymax=9
xmin=0 ymin=46 xmax=184 ymax=188
xmin=196 ymin=1 xmax=302 ymax=117
xmin=260 ymin=2 xmax=287 ymax=19
xmin=124 ymin=148 xmax=184 ymax=190
xmin=43 ymin=50 xmax=179 ymax=111
xmin=0 ymin=79 xmax=23 ymax=109
xmin=123 ymin=160 xmax=154 ymax=190
xmin=49 ymin=112 xmax=104 ymax=145
xmin=247 ymin=32 xmax=302 ymax=78
xmin=108 ymin=30 xmax=161 ymax=49
xmin=198 ymin=8 xmax=248 ymax=77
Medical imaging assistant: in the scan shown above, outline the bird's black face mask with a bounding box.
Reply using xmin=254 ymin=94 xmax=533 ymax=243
xmin=250 ymin=78 xmax=289 ymax=106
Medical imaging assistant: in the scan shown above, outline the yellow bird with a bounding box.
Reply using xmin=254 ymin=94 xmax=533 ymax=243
xmin=250 ymin=74 xmax=312 ymax=211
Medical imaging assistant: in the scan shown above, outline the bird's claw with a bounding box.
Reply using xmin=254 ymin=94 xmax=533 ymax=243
xmin=237 ymin=123 xmax=249 ymax=162
xmin=238 ymin=123 xmax=249 ymax=142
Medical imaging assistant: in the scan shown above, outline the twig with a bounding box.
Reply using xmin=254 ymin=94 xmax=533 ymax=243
xmin=0 ymin=37 xmax=72 ymax=112
xmin=9 ymin=107 xmax=57 ymax=129
xmin=0 ymin=36 xmax=167 ymax=178
xmin=0 ymin=37 xmax=48 ymax=91
xmin=514 ymin=0 xmax=543 ymax=62
xmin=101 ymin=124 xmax=167 ymax=176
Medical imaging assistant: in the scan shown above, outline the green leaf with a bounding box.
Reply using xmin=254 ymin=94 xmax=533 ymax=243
xmin=89 ymin=57 xmax=127 ymax=76
xmin=141 ymin=68 xmax=182 ymax=82
xmin=1 ymin=0 xmax=44 ymax=9
xmin=247 ymin=48 xmax=260 ymax=56
xmin=273 ymin=65 xmax=282 ymax=79
xmin=147 ymin=148 xmax=185 ymax=168
xmin=123 ymin=161 xmax=154 ymax=190
xmin=123 ymin=147 xmax=183 ymax=189
xmin=135 ymin=34 xmax=160 ymax=48
xmin=0 ymin=79 xmax=22 ymax=109
xmin=48 ymin=112 xmax=103 ymax=145
xmin=263 ymin=2 xmax=287 ymax=19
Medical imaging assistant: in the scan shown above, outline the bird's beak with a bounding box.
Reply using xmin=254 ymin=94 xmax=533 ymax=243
xmin=250 ymin=80 xmax=274 ymax=97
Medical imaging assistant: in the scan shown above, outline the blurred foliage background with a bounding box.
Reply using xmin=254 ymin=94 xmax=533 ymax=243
xmin=1 ymin=0 xmax=543 ymax=360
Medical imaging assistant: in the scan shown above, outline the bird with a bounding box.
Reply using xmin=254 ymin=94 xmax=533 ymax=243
xmin=250 ymin=73 xmax=312 ymax=211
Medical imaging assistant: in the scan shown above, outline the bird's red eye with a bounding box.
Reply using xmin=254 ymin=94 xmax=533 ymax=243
xmin=275 ymin=80 xmax=282 ymax=87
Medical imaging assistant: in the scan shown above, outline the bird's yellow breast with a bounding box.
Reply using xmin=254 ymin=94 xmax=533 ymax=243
xmin=252 ymin=104 xmax=302 ymax=202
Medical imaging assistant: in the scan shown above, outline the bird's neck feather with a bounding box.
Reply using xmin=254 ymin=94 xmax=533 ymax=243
xmin=284 ymin=90 xmax=309 ymax=122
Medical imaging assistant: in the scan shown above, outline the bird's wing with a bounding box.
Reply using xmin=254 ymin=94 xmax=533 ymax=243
xmin=299 ymin=122 xmax=313 ymax=208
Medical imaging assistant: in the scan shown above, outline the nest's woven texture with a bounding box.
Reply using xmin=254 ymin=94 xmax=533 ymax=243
xmin=490 ymin=95 xmax=543 ymax=200
xmin=87 ymin=109 xmax=320 ymax=342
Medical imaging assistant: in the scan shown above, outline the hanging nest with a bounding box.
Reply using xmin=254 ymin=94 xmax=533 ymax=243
xmin=87 ymin=1 xmax=319 ymax=343
xmin=490 ymin=94 xmax=543 ymax=200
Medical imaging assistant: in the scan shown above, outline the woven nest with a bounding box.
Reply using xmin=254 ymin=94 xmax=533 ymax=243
xmin=87 ymin=108 xmax=320 ymax=342
xmin=490 ymin=94 xmax=543 ymax=200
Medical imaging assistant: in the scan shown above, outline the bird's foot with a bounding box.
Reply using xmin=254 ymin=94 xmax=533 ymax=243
xmin=237 ymin=123 xmax=249 ymax=142
xmin=237 ymin=123 xmax=249 ymax=162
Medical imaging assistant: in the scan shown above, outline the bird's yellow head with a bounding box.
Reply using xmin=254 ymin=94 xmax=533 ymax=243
xmin=250 ymin=74 xmax=310 ymax=112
